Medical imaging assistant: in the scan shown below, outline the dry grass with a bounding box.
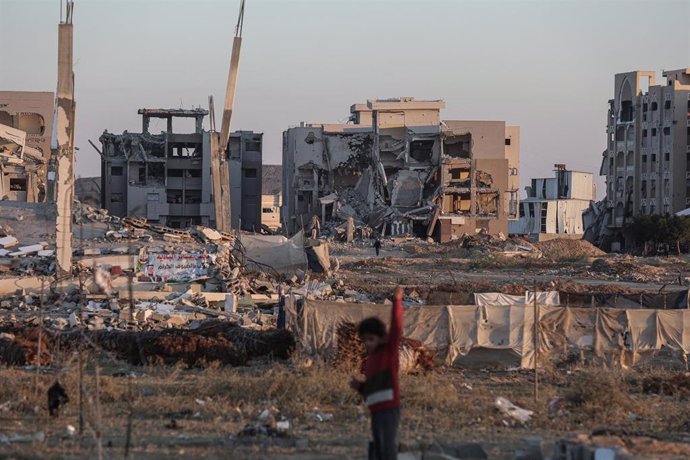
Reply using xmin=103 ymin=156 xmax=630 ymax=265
xmin=564 ymin=368 xmax=634 ymax=421
xmin=0 ymin=359 xmax=688 ymax=458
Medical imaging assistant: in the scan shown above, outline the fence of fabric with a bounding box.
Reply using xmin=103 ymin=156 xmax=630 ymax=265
xmin=286 ymin=298 xmax=690 ymax=369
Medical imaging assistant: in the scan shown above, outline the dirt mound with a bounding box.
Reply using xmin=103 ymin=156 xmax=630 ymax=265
xmin=535 ymin=239 xmax=605 ymax=259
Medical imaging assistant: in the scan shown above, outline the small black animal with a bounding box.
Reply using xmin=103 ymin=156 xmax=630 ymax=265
xmin=47 ymin=381 xmax=69 ymax=417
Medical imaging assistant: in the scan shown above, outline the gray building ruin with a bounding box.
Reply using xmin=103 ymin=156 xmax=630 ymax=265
xmin=282 ymin=98 xmax=520 ymax=242
xmin=98 ymin=108 xmax=262 ymax=230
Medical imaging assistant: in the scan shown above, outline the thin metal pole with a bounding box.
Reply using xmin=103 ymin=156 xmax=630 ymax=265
xmin=533 ymin=279 xmax=539 ymax=403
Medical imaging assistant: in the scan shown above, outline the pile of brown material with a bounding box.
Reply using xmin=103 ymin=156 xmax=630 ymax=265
xmin=334 ymin=321 xmax=435 ymax=374
xmin=535 ymin=238 xmax=605 ymax=259
xmin=0 ymin=320 xmax=294 ymax=367
xmin=641 ymin=372 xmax=690 ymax=398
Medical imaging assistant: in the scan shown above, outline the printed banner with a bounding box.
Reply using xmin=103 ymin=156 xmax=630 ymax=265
xmin=137 ymin=252 xmax=210 ymax=282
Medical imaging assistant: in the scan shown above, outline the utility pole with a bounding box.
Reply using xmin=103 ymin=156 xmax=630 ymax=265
xmin=211 ymin=0 xmax=245 ymax=232
xmin=54 ymin=0 xmax=76 ymax=276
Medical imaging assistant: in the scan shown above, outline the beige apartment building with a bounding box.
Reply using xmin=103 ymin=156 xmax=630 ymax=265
xmin=601 ymin=69 xmax=690 ymax=227
xmin=282 ymin=97 xmax=519 ymax=241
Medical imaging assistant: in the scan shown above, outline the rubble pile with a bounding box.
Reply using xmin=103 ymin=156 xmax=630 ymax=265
xmin=589 ymin=257 xmax=666 ymax=283
xmin=400 ymin=230 xmax=541 ymax=258
xmin=555 ymin=431 xmax=690 ymax=459
xmin=0 ymin=319 xmax=295 ymax=367
xmin=334 ymin=321 xmax=435 ymax=373
xmin=534 ymin=238 xmax=605 ymax=259
xmin=73 ymin=201 xmax=121 ymax=225
xmin=0 ymin=222 xmax=55 ymax=275
xmin=0 ymin=277 xmax=287 ymax=331
xmin=289 ymin=279 xmax=372 ymax=303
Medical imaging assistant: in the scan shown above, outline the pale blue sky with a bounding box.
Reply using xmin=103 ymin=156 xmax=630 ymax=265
xmin=1 ymin=0 xmax=689 ymax=197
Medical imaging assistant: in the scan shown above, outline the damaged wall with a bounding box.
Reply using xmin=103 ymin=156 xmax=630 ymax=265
xmin=510 ymin=169 xmax=595 ymax=239
xmin=0 ymin=91 xmax=55 ymax=203
xmin=282 ymin=98 xmax=520 ymax=242
xmin=98 ymin=109 xmax=262 ymax=231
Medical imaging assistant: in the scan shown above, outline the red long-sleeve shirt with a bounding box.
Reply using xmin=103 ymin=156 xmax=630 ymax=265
xmin=359 ymin=297 xmax=403 ymax=412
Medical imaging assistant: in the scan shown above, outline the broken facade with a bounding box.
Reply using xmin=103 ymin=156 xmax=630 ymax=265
xmin=98 ymin=108 xmax=262 ymax=230
xmin=509 ymin=165 xmax=595 ymax=240
xmin=0 ymin=91 xmax=55 ymax=202
xmin=282 ymin=98 xmax=519 ymax=241
xmin=261 ymin=164 xmax=282 ymax=231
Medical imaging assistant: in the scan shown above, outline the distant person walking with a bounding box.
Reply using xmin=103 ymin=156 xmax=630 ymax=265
xmin=351 ymin=286 xmax=403 ymax=460
xmin=373 ymin=239 xmax=382 ymax=257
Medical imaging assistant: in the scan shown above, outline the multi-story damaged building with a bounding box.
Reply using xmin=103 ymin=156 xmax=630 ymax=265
xmin=510 ymin=165 xmax=595 ymax=240
xmin=601 ymin=69 xmax=690 ymax=228
xmin=98 ymin=108 xmax=262 ymax=230
xmin=261 ymin=164 xmax=282 ymax=231
xmin=282 ymin=98 xmax=519 ymax=242
xmin=0 ymin=91 xmax=55 ymax=202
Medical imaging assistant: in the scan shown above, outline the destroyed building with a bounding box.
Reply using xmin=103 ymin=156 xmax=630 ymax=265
xmin=509 ymin=165 xmax=595 ymax=240
xmin=98 ymin=108 xmax=262 ymax=230
xmin=0 ymin=91 xmax=55 ymax=202
xmin=261 ymin=164 xmax=282 ymax=231
xmin=282 ymin=98 xmax=519 ymax=241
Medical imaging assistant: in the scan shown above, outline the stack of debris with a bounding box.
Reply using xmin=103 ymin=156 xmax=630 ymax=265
xmin=554 ymin=431 xmax=690 ymax=459
xmin=334 ymin=321 xmax=435 ymax=373
xmin=589 ymin=257 xmax=666 ymax=283
xmin=73 ymin=201 xmax=122 ymax=225
xmin=0 ymin=226 xmax=55 ymax=275
xmin=0 ymin=319 xmax=295 ymax=367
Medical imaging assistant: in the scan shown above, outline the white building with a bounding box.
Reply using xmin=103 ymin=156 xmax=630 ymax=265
xmin=509 ymin=165 xmax=595 ymax=240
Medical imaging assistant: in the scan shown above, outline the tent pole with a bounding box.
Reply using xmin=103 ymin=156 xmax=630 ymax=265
xmin=533 ymin=279 xmax=539 ymax=403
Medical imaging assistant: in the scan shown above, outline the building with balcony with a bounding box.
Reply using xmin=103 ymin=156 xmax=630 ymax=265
xmin=98 ymin=108 xmax=262 ymax=230
xmin=601 ymin=69 xmax=690 ymax=228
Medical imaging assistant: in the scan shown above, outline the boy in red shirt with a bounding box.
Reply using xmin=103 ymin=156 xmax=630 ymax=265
xmin=351 ymin=286 xmax=403 ymax=460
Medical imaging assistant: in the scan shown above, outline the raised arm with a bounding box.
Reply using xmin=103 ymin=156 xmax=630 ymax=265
xmin=387 ymin=286 xmax=404 ymax=351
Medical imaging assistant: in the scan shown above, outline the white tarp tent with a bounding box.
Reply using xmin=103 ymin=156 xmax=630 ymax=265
xmin=474 ymin=291 xmax=560 ymax=307
xmin=286 ymin=299 xmax=690 ymax=369
xmin=241 ymin=231 xmax=307 ymax=273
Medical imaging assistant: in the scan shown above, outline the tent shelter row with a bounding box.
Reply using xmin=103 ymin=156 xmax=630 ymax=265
xmin=286 ymin=299 xmax=690 ymax=369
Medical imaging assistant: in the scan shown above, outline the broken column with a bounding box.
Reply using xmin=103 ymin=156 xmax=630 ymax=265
xmin=53 ymin=2 xmax=76 ymax=276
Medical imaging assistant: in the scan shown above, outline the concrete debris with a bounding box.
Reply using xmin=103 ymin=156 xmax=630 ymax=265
xmin=0 ymin=236 xmax=18 ymax=249
xmin=589 ymin=256 xmax=665 ymax=283
xmin=284 ymin=99 xmax=520 ymax=243
xmin=495 ymin=397 xmax=533 ymax=425
xmin=0 ymin=431 xmax=46 ymax=445
xmin=553 ymin=431 xmax=690 ymax=460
